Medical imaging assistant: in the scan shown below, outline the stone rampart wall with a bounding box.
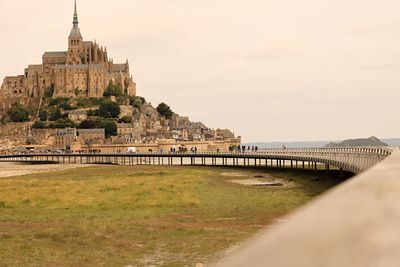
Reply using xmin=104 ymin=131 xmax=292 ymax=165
xmin=0 ymin=122 xmax=31 ymax=150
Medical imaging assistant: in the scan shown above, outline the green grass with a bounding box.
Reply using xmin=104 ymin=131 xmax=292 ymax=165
xmin=0 ymin=166 xmax=347 ymax=266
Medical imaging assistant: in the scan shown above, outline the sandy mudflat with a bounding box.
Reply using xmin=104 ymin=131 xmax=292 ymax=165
xmin=0 ymin=162 xmax=91 ymax=178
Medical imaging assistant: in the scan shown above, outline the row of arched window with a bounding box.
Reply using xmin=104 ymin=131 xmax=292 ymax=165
xmin=70 ymin=39 xmax=80 ymax=46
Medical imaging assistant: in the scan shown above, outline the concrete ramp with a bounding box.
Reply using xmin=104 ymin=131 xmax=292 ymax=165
xmin=215 ymin=149 xmax=400 ymax=267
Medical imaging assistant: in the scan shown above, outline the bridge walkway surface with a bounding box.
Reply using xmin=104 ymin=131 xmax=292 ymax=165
xmin=214 ymin=148 xmax=400 ymax=267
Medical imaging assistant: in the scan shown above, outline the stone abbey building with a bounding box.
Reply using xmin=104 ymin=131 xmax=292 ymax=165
xmin=0 ymin=1 xmax=136 ymax=101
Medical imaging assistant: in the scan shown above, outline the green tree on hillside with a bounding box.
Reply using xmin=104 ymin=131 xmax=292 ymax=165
xmin=156 ymin=103 xmax=174 ymax=119
xmin=49 ymin=98 xmax=69 ymax=107
xmin=8 ymin=105 xmax=29 ymax=122
xmin=79 ymin=119 xmax=99 ymax=129
xmin=120 ymin=115 xmax=132 ymax=123
xmin=101 ymin=120 xmax=118 ymax=138
xmin=103 ymin=83 xmax=122 ymax=97
xmin=32 ymin=121 xmax=46 ymax=129
xmin=130 ymin=96 xmax=146 ymax=108
xmin=76 ymin=97 xmax=104 ymax=108
xmin=139 ymin=96 xmax=146 ymax=104
xmin=48 ymin=108 xmax=64 ymax=121
xmin=53 ymin=118 xmax=76 ymax=129
xmin=59 ymin=102 xmax=75 ymax=111
xmin=39 ymin=109 xmax=48 ymax=121
xmin=99 ymin=101 xmax=121 ymax=118
xmin=87 ymin=109 xmax=100 ymax=116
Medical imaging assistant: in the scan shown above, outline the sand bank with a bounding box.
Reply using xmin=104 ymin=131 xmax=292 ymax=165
xmin=0 ymin=162 xmax=91 ymax=178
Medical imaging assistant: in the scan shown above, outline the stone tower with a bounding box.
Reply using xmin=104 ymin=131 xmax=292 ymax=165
xmin=67 ymin=0 xmax=84 ymax=65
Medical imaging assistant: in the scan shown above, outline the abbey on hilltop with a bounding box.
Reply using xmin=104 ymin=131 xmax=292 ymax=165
xmin=0 ymin=0 xmax=136 ymax=100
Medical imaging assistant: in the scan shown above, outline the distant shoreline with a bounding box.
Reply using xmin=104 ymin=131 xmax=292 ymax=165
xmin=244 ymin=138 xmax=400 ymax=149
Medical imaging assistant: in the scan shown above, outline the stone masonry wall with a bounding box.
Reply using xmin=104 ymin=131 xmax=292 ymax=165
xmin=0 ymin=122 xmax=31 ymax=150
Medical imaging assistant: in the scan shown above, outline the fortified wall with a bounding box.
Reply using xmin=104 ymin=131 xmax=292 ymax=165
xmin=31 ymin=129 xmax=57 ymax=146
xmin=0 ymin=122 xmax=31 ymax=150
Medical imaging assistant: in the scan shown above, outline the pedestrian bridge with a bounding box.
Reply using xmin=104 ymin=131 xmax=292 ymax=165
xmin=0 ymin=147 xmax=393 ymax=174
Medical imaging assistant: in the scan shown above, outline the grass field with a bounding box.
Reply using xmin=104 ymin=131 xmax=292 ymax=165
xmin=0 ymin=165 xmax=348 ymax=266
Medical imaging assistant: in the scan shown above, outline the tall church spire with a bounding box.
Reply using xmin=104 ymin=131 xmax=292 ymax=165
xmin=73 ymin=0 xmax=79 ymax=27
xmin=69 ymin=0 xmax=82 ymax=38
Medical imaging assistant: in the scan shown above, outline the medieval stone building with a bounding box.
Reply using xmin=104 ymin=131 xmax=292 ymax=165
xmin=0 ymin=0 xmax=136 ymax=100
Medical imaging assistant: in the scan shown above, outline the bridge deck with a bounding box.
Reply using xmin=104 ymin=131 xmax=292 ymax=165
xmin=0 ymin=147 xmax=392 ymax=174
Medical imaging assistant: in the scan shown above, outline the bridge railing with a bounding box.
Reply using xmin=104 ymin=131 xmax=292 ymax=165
xmin=1 ymin=147 xmax=393 ymax=157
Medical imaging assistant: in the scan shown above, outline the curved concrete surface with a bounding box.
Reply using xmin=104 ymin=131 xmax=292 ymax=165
xmin=214 ymin=148 xmax=400 ymax=267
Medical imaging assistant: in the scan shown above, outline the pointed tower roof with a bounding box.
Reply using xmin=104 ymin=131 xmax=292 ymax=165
xmin=73 ymin=0 xmax=78 ymax=25
xmin=69 ymin=0 xmax=82 ymax=38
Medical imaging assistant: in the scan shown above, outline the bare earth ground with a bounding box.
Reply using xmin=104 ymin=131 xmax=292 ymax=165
xmin=0 ymin=162 xmax=92 ymax=178
xmin=0 ymin=165 xmax=348 ymax=267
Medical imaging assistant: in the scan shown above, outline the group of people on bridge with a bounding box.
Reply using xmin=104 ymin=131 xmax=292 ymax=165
xmin=229 ymin=145 xmax=259 ymax=153
xmin=168 ymin=146 xmax=198 ymax=153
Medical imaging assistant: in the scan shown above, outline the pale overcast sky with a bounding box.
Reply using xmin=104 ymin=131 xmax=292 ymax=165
xmin=0 ymin=0 xmax=399 ymax=142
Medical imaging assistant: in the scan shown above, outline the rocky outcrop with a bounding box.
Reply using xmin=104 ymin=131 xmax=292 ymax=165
xmin=325 ymin=136 xmax=388 ymax=148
